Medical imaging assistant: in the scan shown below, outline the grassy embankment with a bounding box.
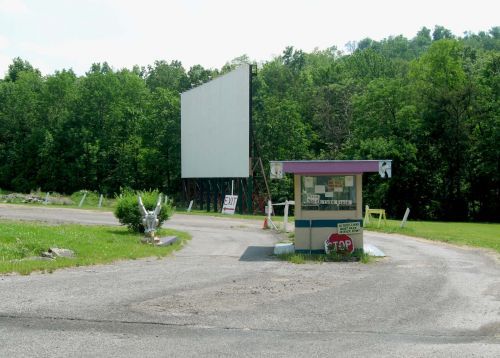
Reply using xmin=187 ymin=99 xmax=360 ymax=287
xmin=0 ymin=220 xmax=190 ymax=275
xmin=0 ymin=189 xmax=116 ymax=211
xmin=365 ymin=219 xmax=500 ymax=253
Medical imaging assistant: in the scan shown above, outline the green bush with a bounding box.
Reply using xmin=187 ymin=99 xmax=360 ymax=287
xmin=114 ymin=189 xmax=173 ymax=233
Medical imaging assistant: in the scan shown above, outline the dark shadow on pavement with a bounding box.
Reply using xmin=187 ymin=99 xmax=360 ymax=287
xmin=239 ymin=246 xmax=275 ymax=262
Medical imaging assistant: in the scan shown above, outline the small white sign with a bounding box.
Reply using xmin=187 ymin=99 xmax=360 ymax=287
xmin=270 ymin=162 xmax=284 ymax=179
xmin=379 ymin=161 xmax=392 ymax=178
xmin=315 ymin=185 xmax=325 ymax=194
xmin=306 ymin=194 xmax=320 ymax=205
xmin=334 ymin=187 xmax=343 ymax=193
xmin=304 ymin=177 xmax=314 ymax=188
xmin=325 ymin=191 xmax=334 ymax=198
xmin=345 ymin=176 xmax=354 ymax=187
xmin=222 ymin=195 xmax=238 ymax=214
xmin=338 ymin=222 xmax=362 ymax=234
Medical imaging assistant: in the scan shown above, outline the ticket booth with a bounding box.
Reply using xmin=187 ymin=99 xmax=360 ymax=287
xmin=270 ymin=160 xmax=392 ymax=254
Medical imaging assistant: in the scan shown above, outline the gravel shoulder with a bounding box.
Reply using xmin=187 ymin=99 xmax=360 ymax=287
xmin=0 ymin=204 xmax=499 ymax=357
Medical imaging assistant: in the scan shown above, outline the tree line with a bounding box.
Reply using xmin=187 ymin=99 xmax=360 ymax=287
xmin=0 ymin=26 xmax=498 ymax=221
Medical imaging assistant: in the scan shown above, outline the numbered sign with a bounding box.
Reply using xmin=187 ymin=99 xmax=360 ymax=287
xmin=222 ymin=195 xmax=238 ymax=215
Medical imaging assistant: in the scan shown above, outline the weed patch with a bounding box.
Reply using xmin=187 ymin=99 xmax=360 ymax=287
xmin=277 ymin=250 xmax=373 ymax=264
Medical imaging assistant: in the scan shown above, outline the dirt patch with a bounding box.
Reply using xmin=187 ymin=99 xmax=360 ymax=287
xmin=131 ymin=274 xmax=346 ymax=317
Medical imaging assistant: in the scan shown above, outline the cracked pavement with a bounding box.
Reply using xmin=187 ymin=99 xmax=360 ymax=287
xmin=0 ymin=204 xmax=499 ymax=357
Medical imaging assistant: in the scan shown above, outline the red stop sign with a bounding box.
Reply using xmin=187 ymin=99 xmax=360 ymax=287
xmin=325 ymin=233 xmax=354 ymax=253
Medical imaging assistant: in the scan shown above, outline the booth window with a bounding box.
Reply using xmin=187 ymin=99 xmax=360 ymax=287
xmin=301 ymin=175 xmax=356 ymax=211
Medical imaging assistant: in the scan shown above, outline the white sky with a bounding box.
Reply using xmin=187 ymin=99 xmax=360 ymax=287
xmin=0 ymin=0 xmax=498 ymax=76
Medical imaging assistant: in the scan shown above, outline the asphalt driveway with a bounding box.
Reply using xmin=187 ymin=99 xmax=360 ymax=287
xmin=0 ymin=204 xmax=499 ymax=357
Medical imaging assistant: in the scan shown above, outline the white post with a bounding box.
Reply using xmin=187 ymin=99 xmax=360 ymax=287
xmin=187 ymin=200 xmax=194 ymax=212
xmin=266 ymin=200 xmax=277 ymax=230
xmin=284 ymin=200 xmax=289 ymax=232
xmin=400 ymin=208 xmax=410 ymax=228
xmin=44 ymin=192 xmax=50 ymax=205
xmin=98 ymin=194 xmax=103 ymax=208
xmin=231 ymin=180 xmax=234 ymax=196
xmin=364 ymin=205 xmax=370 ymax=225
xmin=78 ymin=191 xmax=87 ymax=208
xmin=164 ymin=195 xmax=168 ymax=205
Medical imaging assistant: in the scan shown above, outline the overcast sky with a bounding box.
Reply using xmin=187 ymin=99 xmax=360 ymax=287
xmin=0 ymin=0 xmax=498 ymax=76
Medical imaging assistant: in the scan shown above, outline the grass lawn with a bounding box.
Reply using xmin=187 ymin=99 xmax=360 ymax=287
xmin=365 ymin=219 xmax=500 ymax=253
xmin=0 ymin=220 xmax=190 ymax=275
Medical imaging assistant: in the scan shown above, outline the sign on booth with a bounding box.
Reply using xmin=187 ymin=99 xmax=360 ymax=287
xmin=337 ymin=222 xmax=361 ymax=234
xmin=324 ymin=233 xmax=354 ymax=254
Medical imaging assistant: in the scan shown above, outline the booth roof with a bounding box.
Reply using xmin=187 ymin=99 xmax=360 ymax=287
xmin=271 ymin=160 xmax=392 ymax=175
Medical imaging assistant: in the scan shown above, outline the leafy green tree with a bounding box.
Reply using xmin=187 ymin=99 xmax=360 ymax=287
xmin=187 ymin=64 xmax=214 ymax=88
xmin=0 ymin=70 xmax=44 ymax=191
xmin=310 ymin=82 xmax=354 ymax=157
xmin=145 ymin=60 xmax=190 ymax=92
xmin=4 ymin=57 xmax=41 ymax=82
xmin=138 ymin=87 xmax=181 ymax=193
xmin=36 ymin=69 xmax=78 ymax=192
xmin=432 ymin=25 xmax=454 ymax=41
xmin=467 ymin=52 xmax=500 ymax=220
xmin=410 ymin=40 xmax=472 ymax=219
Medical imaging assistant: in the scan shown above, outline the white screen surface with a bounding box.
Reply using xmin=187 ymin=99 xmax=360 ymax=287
xmin=181 ymin=65 xmax=250 ymax=178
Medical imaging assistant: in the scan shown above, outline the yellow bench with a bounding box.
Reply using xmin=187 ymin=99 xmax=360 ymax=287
xmin=364 ymin=205 xmax=387 ymax=228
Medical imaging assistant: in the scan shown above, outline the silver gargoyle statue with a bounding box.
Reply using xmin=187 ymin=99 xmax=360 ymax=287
xmin=138 ymin=194 xmax=162 ymax=243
